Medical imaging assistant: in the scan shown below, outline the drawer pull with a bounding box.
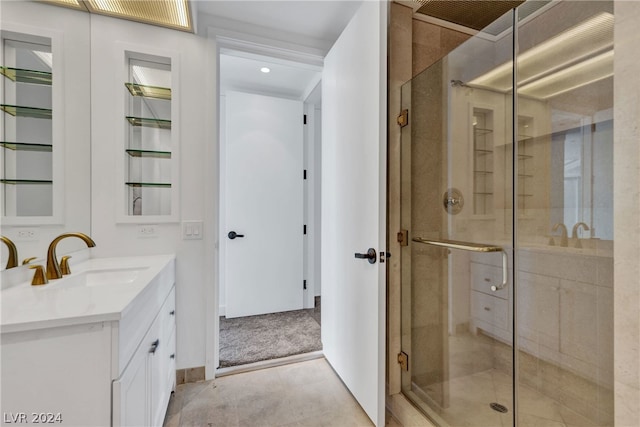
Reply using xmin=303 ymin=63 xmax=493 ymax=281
xmin=170 ymin=310 xmax=175 ymax=316
xmin=484 ymin=307 xmax=491 ymax=311
xmin=484 ymin=278 xmax=491 ymax=282
xmin=149 ymin=339 xmax=160 ymax=354
xmin=170 ymin=354 xmax=175 ymax=359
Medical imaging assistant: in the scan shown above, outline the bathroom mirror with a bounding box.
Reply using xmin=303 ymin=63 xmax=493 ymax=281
xmin=1 ymin=2 xmax=91 ymax=268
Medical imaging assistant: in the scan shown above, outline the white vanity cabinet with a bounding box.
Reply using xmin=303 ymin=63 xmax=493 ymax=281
xmin=0 ymin=255 xmax=176 ymax=427
xmin=469 ymin=258 xmax=512 ymax=344
xmin=113 ymin=287 xmax=176 ymax=427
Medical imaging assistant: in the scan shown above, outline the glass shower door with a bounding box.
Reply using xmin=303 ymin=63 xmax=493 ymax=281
xmin=400 ymin=9 xmax=516 ymax=427
xmin=399 ymin=1 xmax=615 ymax=426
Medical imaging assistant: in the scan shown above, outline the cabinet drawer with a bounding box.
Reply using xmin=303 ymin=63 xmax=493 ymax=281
xmin=471 ymin=262 xmax=508 ymax=300
xmin=471 ymin=290 xmax=509 ymax=331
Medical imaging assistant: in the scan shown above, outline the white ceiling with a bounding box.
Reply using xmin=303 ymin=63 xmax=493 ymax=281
xmin=195 ymin=1 xmax=361 ymax=46
xmin=220 ymin=51 xmax=321 ymax=101
xmin=198 ymin=1 xmax=361 ymax=103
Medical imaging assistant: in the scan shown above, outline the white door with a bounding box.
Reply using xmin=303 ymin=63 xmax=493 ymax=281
xmin=321 ymin=2 xmax=387 ymax=426
xmin=224 ymin=91 xmax=304 ymax=318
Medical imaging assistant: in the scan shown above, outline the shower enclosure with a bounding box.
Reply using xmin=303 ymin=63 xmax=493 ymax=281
xmin=399 ymin=1 xmax=614 ymax=426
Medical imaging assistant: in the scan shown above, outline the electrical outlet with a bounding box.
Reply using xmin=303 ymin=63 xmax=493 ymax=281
xmin=15 ymin=228 xmax=39 ymax=241
xmin=138 ymin=224 xmax=158 ymax=238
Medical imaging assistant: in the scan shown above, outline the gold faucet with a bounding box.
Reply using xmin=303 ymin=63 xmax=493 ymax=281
xmin=572 ymin=222 xmax=590 ymax=248
xmin=46 ymin=232 xmax=96 ymax=280
xmin=551 ymin=223 xmax=568 ymax=247
xmin=1 ymin=236 xmax=18 ymax=269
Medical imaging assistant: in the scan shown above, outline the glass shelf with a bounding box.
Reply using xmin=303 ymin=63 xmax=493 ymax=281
xmin=475 ymin=149 xmax=493 ymax=155
xmin=474 ymin=127 xmax=493 ymax=136
xmin=1 ymin=104 xmax=52 ymax=119
xmin=126 ymin=149 xmax=171 ymax=159
xmin=518 ymin=134 xmax=533 ymax=142
xmin=474 ymin=170 xmax=493 ymax=174
xmin=125 ymin=182 xmax=172 ymax=188
xmin=0 ymin=142 xmax=52 ymax=152
xmin=519 ymin=174 xmax=533 ymax=178
xmin=1 ymin=179 xmax=52 ymax=185
xmin=0 ymin=66 xmax=52 ymax=85
xmin=474 ymin=192 xmax=494 ymax=195
xmin=125 ymin=83 xmax=171 ymax=100
xmin=518 ymin=194 xmax=533 ymax=197
xmin=518 ymin=154 xmax=533 ymax=159
xmin=126 ymin=116 xmax=171 ymax=129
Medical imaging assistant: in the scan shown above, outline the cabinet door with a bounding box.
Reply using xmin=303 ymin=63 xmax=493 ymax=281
xmin=112 ymin=338 xmax=149 ymax=427
xmin=150 ymin=289 xmax=176 ymax=427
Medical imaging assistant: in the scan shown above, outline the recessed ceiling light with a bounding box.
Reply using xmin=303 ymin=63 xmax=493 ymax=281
xmin=260 ymin=67 xmax=271 ymax=74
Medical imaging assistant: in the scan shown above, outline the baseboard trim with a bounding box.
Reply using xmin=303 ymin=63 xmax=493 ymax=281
xmin=215 ymin=350 xmax=324 ymax=377
xmin=176 ymin=366 xmax=206 ymax=385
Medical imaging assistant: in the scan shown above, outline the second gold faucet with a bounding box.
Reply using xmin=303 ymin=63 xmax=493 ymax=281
xmin=46 ymin=232 xmax=96 ymax=280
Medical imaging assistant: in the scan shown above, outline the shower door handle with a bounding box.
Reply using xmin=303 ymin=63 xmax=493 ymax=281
xmin=411 ymin=237 xmax=508 ymax=291
xmin=355 ymin=248 xmax=377 ymax=264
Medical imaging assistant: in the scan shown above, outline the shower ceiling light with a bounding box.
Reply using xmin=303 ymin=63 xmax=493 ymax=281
xmin=469 ymin=12 xmax=613 ymax=95
xmin=260 ymin=67 xmax=271 ymax=73
xmin=518 ymin=50 xmax=613 ymax=99
xmin=41 ymin=0 xmax=192 ymax=32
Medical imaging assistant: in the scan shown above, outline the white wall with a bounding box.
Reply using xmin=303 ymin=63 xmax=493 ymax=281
xmin=1 ymin=2 xmax=91 ymax=260
xmin=90 ymin=15 xmax=214 ymax=370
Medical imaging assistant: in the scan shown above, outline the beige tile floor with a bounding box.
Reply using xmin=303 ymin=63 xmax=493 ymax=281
xmin=164 ymin=358 xmax=403 ymax=427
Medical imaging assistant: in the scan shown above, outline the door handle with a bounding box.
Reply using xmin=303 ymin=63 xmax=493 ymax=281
xmin=228 ymin=231 xmax=245 ymax=240
xmin=412 ymin=237 xmax=508 ymax=291
xmin=354 ymin=248 xmax=377 ymax=264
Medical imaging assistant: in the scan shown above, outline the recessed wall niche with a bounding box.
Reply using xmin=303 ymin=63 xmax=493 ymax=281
xmin=122 ymin=52 xmax=176 ymax=220
xmin=1 ymin=34 xmax=53 ymax=218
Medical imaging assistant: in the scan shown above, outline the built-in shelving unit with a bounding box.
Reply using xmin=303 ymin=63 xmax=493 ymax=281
xmin=124 ymin=57 xmax=173 ymax=217
xmin=472 ymin=109 xmax=494 ymax=215
xmin=518 ymin=116 xmax=534 ymax=210
xmin=1 ymin=37 xmax=54 ymax=217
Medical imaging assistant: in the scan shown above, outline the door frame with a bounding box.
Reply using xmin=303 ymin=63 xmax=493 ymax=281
xmin=205 ymin=27 xmax=324 ymax=378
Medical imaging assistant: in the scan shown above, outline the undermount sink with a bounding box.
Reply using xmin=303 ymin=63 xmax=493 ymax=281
xmin=60 ymin=267 xmax=147 ymax=288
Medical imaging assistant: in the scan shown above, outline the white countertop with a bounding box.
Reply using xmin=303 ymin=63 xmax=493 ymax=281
xmin=0 ymin=254 xmax=175 ymax=334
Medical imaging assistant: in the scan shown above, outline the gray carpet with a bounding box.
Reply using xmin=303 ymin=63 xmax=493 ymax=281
xmin=219 ymin=297 xmax=322 ymax=368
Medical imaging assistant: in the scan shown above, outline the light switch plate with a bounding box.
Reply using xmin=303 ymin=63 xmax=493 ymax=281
xmin=182 ymin=220 xmax=203 ymax=240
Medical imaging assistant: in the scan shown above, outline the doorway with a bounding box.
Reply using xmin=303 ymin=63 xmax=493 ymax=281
xmin=217 ymin=48 xmax=323 ymax=370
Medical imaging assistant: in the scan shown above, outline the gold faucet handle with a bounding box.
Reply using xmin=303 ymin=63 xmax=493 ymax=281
xmin=60 ymin=255 xmax=72 ymax=276
xmin=29 ymin=265 xmax=49 ymax=286
xmin=22 ymin=257 xmax=37 ymax=265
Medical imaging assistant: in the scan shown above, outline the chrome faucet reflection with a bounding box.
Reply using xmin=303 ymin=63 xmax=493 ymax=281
xmin=551 ymin=223 xmax=568 ymax=247
xmin=46 ymin=232 xmax=96 ymax=280
xmin=1 ymin=236 xmax=18 ymax=269
xmin=572 ymin=222 xmax=590 ymax=248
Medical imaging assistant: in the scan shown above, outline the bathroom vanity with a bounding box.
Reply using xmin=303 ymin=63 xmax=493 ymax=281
xmin=0 ymin=254 xmax=176 ymax=427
